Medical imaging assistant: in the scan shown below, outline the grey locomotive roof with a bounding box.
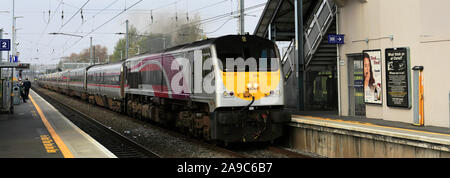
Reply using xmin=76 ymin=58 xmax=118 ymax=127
xmin=46 ymin=35 xmax=269 ymax=73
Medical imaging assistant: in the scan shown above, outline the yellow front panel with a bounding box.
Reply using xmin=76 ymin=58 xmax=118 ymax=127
xmin=221 ymin=70 xmax=281 ymax=101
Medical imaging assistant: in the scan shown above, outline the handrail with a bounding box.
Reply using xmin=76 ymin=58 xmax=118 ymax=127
xmin=282 ymin=39 xmax=295 ymax=82
xmin=282 ymin=39 xmax=295 ymax=65
xmin=303 ymin=0 xmax=337 ymax=67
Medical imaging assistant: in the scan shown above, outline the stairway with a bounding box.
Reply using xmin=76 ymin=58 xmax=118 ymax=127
xmin=281 ymin=0 xmax=338 ymax=111
xmin=303 ymin=0 xmax=337 ymax=69
xmin=306 ymin=20 xmax=337 ymax=71
xmin=281 ymin=0 xmax=337 ymax=81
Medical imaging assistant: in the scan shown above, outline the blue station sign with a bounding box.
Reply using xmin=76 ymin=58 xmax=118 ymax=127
xmin=328 ymin=34 xmax=345 ymax=44
xmin=9 ymin=55 xmax=18 ymax=63
xmin=0 ymin=39 xmax=11 ymax=51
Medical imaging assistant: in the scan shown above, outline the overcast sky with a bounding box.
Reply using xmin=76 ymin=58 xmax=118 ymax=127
xmin=0 ymin=0 xmax=267 ymax=64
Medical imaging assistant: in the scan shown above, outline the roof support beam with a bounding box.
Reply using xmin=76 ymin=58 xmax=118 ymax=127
xmin=263 ymin=0 xmax=284 ymax=38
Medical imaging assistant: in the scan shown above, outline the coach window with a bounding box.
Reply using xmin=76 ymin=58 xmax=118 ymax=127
xmin=202 ymin=48 xmax=212 ymax=77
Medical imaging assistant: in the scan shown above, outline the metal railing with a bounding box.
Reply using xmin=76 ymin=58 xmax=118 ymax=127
xmin=303 ymin=0 xmax=337 ymax=67
xmin=282 ymin=39 xmax=295 ymax=81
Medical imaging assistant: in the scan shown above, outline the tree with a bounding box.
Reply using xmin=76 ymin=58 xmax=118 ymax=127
xmin=171 ymin=13 xmax=204 ymax=46
xmin=110 ymin=12 xmax=204 ymax=60
xmin=110 ymin=26 xmax=142 ymax=62
xmin=59 ymin=45 xmax=108 ymax=67
xmin=137 ymin=33 xmax=172 ymax=54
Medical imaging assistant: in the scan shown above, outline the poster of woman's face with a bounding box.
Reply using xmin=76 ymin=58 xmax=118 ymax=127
xmin=363 ymin=50 xmax=383 ymax=104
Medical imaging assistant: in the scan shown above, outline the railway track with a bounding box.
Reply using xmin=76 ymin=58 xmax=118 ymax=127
xmin=33 ymin=87 xmax=161 ymax=158
xmin=226 ymin=143 xmax=312 ymax=158
xmin=33 ymin=86 xmax=311 ymax=158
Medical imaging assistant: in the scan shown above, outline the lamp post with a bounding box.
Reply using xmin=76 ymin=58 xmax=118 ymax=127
xmin=125 ymin=20 xmax=129 ymax=60
xmin=12 ymin=16 xmax=23 ymax=62
xmin=0 ymin=28 xmax=3 ymax=62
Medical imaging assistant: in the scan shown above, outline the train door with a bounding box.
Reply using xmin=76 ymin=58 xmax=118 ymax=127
xmin=201 ymin=48 xmax=213 ymax=95
xmin=187 ymin=51 xmax=195 ymax=94
xmin=84 ymin=69 xmax=88 ymax=91
xmin=120 ymin=64 xmax=125 ymax=98
xmin=66 ymin=71 xmax=70 ymax=93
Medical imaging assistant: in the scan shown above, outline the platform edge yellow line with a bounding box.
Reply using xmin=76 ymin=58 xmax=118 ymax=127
xmin=294 ymin=115 xmax=450 ymax=138
xmin=29 ymin=95 xmax=74 ymax=158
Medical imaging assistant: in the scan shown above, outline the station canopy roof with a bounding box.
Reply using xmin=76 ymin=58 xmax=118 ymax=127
xmin=253 ymin=0 xmax=319 ymax=41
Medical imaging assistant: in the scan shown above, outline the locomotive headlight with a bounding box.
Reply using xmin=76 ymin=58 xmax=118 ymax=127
xmin=223 ymin=91 xmax=235 ymax=98
xmin=247 ymin=83 xmax=258 ymax=89
xmin=269 ymin=90 xmax=280 ymax=96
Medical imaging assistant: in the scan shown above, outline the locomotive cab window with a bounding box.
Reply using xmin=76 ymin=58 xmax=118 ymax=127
xmin=215 ymin=36 xmax=279 ymax=72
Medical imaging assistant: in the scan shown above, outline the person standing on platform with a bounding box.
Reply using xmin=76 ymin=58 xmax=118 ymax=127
xmin=23 ymin=78 xmax=31 ymax=101
xmin=19 ymin=79 xmax=26 ymax=103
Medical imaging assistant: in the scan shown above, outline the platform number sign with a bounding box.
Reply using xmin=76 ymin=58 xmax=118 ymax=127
xmin=0 ymin=39 xmax=11 ymax=51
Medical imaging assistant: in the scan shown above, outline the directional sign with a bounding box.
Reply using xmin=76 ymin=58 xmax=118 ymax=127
xmin=9 ymin=55 xmax=18 ymax=63
xmin=328 ymin=34 xmax=344 ymax=44
xmin=0 ymin=39 xmax=11 ymax=51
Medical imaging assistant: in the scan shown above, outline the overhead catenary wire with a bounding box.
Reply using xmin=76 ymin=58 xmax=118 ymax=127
xmin=34 ymin=1 xmax=63 ymax=57
xmin=109 ymin=3 xmax=264 ymax=52
xmin=137 ymin=0 xmax=228 ymax=33
xmin=58 ymin=0 xmax=120 ymax=53
xmin=45 ymin=0 xmax=90 ymax=48
xmin=203 ymin=5 xmax=264 ymax=35
xmin=92 ymin=0 xmax=120 ymax=19
xmin=60 ymin=0 xmax=185 ymax=51
xmin=137 ymin=1 xmax=264 ymax=35
xmin=204 ymin=17 xmax=234 ymax=34
xmin=13 ymin=0 xmax=224 ymax=16
xmin=51 ymin=1 xmax=265 ymax=62
xmin=53 ymin=0 xmax=79 ymax=10
xmin=53 ymin=0 xmax=145 ymax=60
xmin=61 ymin=0 xmax=90 ymax=29
xmin=46 ymin=0 xmax=181 ymax=60
xmin=163 ymin=2 xmax=266 ymax=36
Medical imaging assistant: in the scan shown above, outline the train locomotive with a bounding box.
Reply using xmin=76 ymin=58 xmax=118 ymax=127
xmin=39 ymin=35 xmax=291 ymax=143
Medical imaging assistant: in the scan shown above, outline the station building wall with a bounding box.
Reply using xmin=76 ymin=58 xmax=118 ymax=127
xmin=337 ymin=0 xmax=450 ymax=127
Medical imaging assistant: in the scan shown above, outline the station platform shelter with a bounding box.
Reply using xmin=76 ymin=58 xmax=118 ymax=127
xmin=254 ymin=0 xmax=450 ymax=157
xmin=254 ymin=0 xmax=450 ymax=128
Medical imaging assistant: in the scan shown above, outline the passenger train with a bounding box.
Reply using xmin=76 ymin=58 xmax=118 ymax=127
xmin=39 ymin=35 xmax=291 ymax=143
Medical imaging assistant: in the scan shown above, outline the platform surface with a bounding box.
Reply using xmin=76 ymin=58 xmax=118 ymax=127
xmin=291 ymin=114 xmax=450 ymax=147
xmin=0 ymin=90 xmax=116 ymax=158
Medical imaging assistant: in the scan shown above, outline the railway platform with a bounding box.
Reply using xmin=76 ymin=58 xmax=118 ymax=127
xmin=287 ymin=112 xmax=450 ymax=158
xmin=0 ymin=89 xmax=116 ymax=158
